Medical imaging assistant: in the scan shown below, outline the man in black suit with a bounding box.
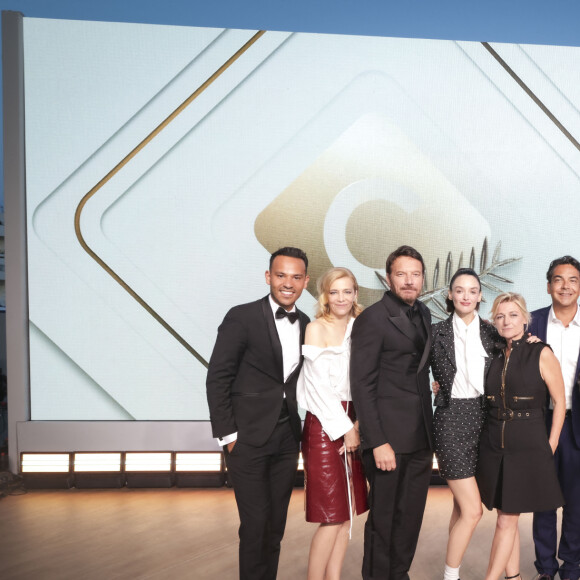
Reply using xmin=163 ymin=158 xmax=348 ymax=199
xmin=206 ymin=247 xmax=310 ymax=580
xmin=351 ymin=245 xmax=434 ymax=580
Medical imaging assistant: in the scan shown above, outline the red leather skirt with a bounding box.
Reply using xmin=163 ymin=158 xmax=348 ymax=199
xmin=302 ymin=402 xmax=368 ymax=523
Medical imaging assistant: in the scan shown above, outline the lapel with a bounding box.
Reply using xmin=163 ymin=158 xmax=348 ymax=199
xmin=298 ymin=311 xmax=308 ymax=346
xmin=533 ymin=306 xmax=554 ymax=411
xmin=479 ymin=318 xmax=497 ymax=373
xmin=381 ymin=292 xmax=420 ymax=344
xmin=260 ymin=296 xmax=307 ymax=384
xmin=417 ymin=302 xmax=432 ymax=372
xmin=285 ymin=311 xmax=309 ymax=384
xmin=570 ymin=312 xmax=580 ymax=385
xmin=382 ymin=293 xmax=432 ymax=372
xmin=436 ymin=315 xmax=456 ymax=372
xmin=535 ymin=307 xmax=549 ymax=342
xmin=261 ymin=296 xmax=284 ymax=382
xmin=576 ymin=350 xmax=580 ymax=394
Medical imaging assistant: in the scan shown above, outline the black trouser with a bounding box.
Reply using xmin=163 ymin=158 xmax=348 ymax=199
xmin=225 ymin=420 xmax=299 ymax=580
xmin=362 ymin=447 xmax=432 ymax=580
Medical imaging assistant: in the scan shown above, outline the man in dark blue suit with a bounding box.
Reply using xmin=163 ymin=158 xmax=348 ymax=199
xmin=530 ymin=256 xmax=580 ymax=580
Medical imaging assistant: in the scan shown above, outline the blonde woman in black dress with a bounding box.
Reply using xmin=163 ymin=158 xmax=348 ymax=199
xmin=477 ymin=292 xmax=565 ymax=580
xmin=431 ymin=268 xmax=497 ymax=580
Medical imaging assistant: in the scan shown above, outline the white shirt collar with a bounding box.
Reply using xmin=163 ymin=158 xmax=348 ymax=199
xmin=452 ymin=311 xmax=479 ymax=336
xmin=548 ymin=304 xmax=580 ymax=326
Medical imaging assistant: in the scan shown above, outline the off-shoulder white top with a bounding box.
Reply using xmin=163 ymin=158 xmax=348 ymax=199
xmin=296 ymin=318 xmax=354 ymax=441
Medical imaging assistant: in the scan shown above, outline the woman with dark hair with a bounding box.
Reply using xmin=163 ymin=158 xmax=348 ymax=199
xmin=430 ymin=268 xmax=498 ymax=580
xmin=297 ymin=267 xmax=368 ymax=580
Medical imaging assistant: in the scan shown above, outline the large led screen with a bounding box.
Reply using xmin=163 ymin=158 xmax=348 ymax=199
xmin=23 ymin=18 xmax=580 ymax=420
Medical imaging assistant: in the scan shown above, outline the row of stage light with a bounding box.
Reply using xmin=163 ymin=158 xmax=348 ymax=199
xmin=19 ymin=452 xmax=441 ymax=489
xmin=19 ymin=451 xmax=305 ymax=489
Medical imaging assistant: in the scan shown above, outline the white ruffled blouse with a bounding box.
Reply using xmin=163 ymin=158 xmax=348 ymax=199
xmin=296 ymin=318 xmax=354 ymax=441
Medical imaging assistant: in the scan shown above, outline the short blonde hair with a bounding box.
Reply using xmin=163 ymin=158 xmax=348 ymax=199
xmin=490 ymin=292 xmax=532 ymax=325
xmin=315 ymin=267 xmax=362 ymax=321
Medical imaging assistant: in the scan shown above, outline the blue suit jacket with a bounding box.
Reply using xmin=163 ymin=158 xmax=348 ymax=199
xmin=529 ymin=305 xmax=580 ymax=447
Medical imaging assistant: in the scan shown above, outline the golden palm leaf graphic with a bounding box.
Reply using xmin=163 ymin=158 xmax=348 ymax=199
xmin=375 ymin=238 xmax=521 ymax=320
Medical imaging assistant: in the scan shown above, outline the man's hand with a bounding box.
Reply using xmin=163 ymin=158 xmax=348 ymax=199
xmin=373 ymin=443 xmax=396 ymax=471
xmin=227 ymin=441 xmax=236 ymax=453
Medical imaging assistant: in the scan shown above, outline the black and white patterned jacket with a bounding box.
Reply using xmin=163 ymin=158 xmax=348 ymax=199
xmin=430 ymin=314 xmax=499 ymax=407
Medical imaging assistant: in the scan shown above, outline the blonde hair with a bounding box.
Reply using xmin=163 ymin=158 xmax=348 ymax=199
xmin=490 ymin=292 xmax=532 ymax=325
xmin=315 ymin=267 xmax=362 ymax=321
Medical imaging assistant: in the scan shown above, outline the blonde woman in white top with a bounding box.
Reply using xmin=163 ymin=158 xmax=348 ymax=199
xmin=297 ymin=267 xmax=368 ymax=580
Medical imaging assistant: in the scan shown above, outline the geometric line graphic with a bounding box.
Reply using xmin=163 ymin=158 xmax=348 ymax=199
xmin=482 ymin=41 xmax=580 ymax=152
xmin=74 ymin=30 xmax=267 ymax=369
xmin=30 ymin=322 xmax=135 ymax=420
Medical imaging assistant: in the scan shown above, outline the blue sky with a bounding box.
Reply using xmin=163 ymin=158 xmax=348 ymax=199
xmin=2 ymin=0 xmax=580 ymax=45
xmin=2 ymin=0 xmax=580 ymax=206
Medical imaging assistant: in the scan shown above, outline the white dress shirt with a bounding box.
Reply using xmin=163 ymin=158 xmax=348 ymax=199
xmin=451 ymin=312 xmax=487 ymax=399
xmin=270 ymin=296 xmax=301 ymax=382
xmin=546 ymin=304 xmax=580 ymax=410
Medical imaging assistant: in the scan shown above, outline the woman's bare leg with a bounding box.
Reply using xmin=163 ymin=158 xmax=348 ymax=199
xmin=504 ymin=526 xmax=521 ymax=579
xmin=484 ymin=511 xmax=520 ymax=580
xmin=445 ymin=477 xmax=483 ymax=567
xmin=307 ymin=522 xmax=346 ymax=580
xmin=322 ymin=521 xmax=350 ymax=580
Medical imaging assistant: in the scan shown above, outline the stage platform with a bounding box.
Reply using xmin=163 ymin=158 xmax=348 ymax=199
xmin=0 ymin=485 xmax=548 ymax=579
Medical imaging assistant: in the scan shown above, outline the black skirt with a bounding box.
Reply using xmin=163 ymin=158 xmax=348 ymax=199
xmin=434 ymin=397 xmax=485 ymax=480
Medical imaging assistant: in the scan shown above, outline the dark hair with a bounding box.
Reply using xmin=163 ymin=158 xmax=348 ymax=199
xmin=445 ymin=268 xmax=482 ymax=313
xmin=385 ymin=245 xmax=425 ymax=275
xmin=269 ymin=247 xmax=308 ymax=272
xmin=546 ymin=255 xmax=580 ymax=282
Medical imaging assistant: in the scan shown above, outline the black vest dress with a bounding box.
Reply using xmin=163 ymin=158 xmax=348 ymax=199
xmin=476 ymin=338 xmax=564 ymax=513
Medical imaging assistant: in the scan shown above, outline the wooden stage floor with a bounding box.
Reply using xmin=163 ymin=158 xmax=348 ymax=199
xmin=0 ymin=485 xmax=547 ymax=579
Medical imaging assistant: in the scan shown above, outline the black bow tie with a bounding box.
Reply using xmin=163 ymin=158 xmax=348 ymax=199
xmin=275 ymin=307 xmax=299 ymax=324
